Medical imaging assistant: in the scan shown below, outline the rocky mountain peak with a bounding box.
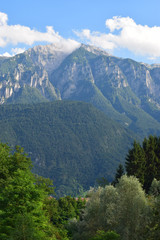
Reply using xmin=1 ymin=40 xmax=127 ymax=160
xmin=25 ymin=42 xmax=81 ymax=73
xmin=81 ymin=44 xmax=111 ymax=56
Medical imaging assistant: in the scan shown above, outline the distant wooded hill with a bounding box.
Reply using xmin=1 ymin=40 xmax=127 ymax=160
xmin=0 ymin=101 xmax=135 ymax=196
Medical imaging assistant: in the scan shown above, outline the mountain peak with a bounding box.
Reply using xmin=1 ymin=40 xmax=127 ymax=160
xmin=81 ymin=44 xmax=111 ymax=56
xmin=25 ymin=42 xmax=81 ymax=73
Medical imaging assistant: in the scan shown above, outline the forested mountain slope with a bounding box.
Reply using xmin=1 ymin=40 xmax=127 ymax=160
xmin=0 ymin=101 xmax=135 ymax=196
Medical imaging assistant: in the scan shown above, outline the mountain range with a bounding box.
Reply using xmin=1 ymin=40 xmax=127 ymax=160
xmin=0 ymin=43 xmax=160 ymax=137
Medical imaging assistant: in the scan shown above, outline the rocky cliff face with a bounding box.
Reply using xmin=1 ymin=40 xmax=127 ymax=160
xmin=51 ymin=47 xmax=160 ymax=107
xmin=0 ymin=43 xmax=160 ymax=135
xmin=26 ymin=44 xmax=71 ymax=73
xmin=51 ymin=46 xmax=160 ymax=112
xmin=0 ymin=45 xmax=64 ymax=103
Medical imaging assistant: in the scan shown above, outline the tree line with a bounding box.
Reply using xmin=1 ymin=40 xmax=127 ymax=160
xmin=0 ymin=135 xmax=160 ymax=239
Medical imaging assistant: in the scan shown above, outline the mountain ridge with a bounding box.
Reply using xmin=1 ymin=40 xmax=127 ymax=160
xmin=0 ymin=43 xmax=160 ymax=137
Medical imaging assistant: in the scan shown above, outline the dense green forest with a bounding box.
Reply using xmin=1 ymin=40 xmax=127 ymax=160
xmin=0 ymin=101 xmax=135 ymax=196
xmin=1 ymin=136 xmax=160 ymax=239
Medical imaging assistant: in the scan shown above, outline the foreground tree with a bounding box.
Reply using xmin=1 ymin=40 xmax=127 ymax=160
xmin=116 ymin=175 xmax=148 ymax=240
xmin=0 ymin=144 xmax=57 ymax=240
xmin=70 ymin=175 xmax=149 ymax=240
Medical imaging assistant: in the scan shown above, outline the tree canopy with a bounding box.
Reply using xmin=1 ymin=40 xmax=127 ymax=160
xmin=70 ymin=175 xmax=149 ymax=240
xmin=0 ymin=143 xmax=56 ymax=240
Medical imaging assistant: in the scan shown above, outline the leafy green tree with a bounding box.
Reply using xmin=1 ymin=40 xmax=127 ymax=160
xmin=71 ymin=176 xmax=149 ymax=240
xmin=45 ymin=196 xmax=86 ymax=227
xmin=116 ymin=175 xmax=149 ymax=240
xmin=0 ymin=144 xmax=57 ymax=240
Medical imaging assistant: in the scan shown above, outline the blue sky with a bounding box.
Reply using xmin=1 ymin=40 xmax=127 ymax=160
xmin=1 ymin=0 xmax=160 ymax=63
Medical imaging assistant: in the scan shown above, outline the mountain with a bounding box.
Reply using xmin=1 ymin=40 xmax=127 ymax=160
xmin=0 ymin=101 xmax=135 ymax=196
xmin=0 ymin=44 xmax=160 ymax=137
xmin=50 ymin=45 xmax=160 ymax=136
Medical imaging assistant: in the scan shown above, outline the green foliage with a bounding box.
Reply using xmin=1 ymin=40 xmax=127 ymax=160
xmin=125 ymin=140 xmax=146 ymax=185
xmin=112 ymin=164 xmax=124 ymax=186
xmin=89 ymin=230 xmax=120 ymax=240
xmin=116 ymin=176 xmax=148 ymax=240
xmin=71 ymin=176 xmax=149 ymax=240
xmin=43 ymin=196 xmax=86 ymax=240
xmin=149 ymin=179 xmax=160 ymax=196
xmin=45 ymin=196 xmax=86 ymax=227
xmin=0 ymin=143 xmax=57 ymax=240
xmin=96 ymin=177 xmax=109 ymax=188
xmin=7 ymin=86 xmax=48 ymax=104
xmin=146 ymin=179 xmax=160 ymax=239
xmin=125 ymin=135 xmax=160 ymax=192
xmin=146 ymin=195 xmax=160 ymax=240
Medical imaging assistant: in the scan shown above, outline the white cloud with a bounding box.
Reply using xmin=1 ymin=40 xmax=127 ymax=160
xmin=106 ymin=16 xmax=135 ymax=32
xmin=0 ymin=52 xmax=12 ymax=57
xmin=0 ymin=12 xmax=80 ymax=55
xmin=74 ymin=29 xmax=115 ymax=50
xmin=75 ymin=16 xmax=160 ymax=58
xmin=0 ymin=12 xmax=8 ymax=26
xmin=11 ymin=47 xmax=26 ymax=55
xmin=0 ymin=48 xmax=26 ymax=57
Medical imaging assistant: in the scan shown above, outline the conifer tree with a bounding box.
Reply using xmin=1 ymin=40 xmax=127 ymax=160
xmin=125 ymin=136 xmax=160 ymax=192
xmin=112 ymin=164 xmax=124 ymax=186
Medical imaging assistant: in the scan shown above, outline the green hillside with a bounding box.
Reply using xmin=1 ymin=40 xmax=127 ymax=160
xmin=0 ymin=101 xmax=135 ymax=196
xmin=7 ymin=86 xmax=49 ymax=104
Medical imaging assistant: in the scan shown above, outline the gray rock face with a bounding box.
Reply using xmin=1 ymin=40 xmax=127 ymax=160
xmin=26 ymin=44 xmax=71 ymax=73
xmin=0 ymin=43 xmax=81 ymax=103
xmin=50 ymin=46 xmax=160 ymax=107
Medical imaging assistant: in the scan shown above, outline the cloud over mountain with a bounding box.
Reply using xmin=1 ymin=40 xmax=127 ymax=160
xmin=75 ymin=16 xmax=160 ymax=59
xmin=1 ymin=11 xmax=160 ymax=60
xmin=0 ymin=12 xmax=80 ymax=56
